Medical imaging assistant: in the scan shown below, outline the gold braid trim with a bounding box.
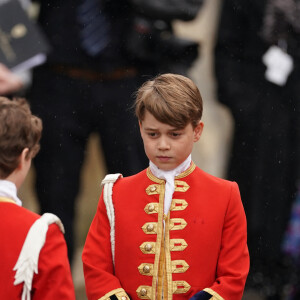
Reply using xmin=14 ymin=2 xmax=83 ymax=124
xmin=203 ymin=288 xmax=225 ymax=300
xmin=146 ymin=168 xmax=165 ymax=183
xmin=146 ymin=162 xmax=196 ymax=182
xmin=98 ymin=288 xmax=129 ymax=300
xmin=0 ymin=197 xmax=15 ymax=204
xmin=175 ymin=162 xmax=196 ymax=179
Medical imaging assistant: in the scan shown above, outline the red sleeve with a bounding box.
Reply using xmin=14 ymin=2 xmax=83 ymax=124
xmin=205 ymin=182 xmax=250 ymax=300
xmin=82 ymin=192 xmax=128 ymax=300
xmin=32 ymin=223 xmax=75 ymax=300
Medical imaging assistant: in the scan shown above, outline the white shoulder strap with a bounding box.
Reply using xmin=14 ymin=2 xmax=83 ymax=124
xmin=13 ymin=213 xmax=64 ymax=300
xmin=101 ymin=173 xmax=122 ymax=266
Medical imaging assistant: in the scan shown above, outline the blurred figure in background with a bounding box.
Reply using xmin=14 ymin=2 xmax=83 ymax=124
xmin=214 ymin=0 xmax=300 ymax=299
xmin=0 ymin=64 xmax=23 ymax=95
xmin=28 ymin=0 xmax=203 ymax=264
xmin=282 ymin=185 xmax=300 ymax=299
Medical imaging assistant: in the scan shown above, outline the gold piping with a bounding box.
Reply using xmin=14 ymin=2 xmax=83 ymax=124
xmin=169 ymin=218 xmax=187 ymax=231
xmin=175 ymin=162 xmax=196 ymax=179
xmin=203 ymin=288 xmax=225 ymax=300
xmin=150 ymin=180 xmax=165 ymax=300
xmin=146 ymin=168 xmax=165 ymax=183
xmin=172 ymin=281 xmax=191 ymax=294
xmin=146 ymin=162 xmax=196 ymax=182
xmin=0 ymin=197 xmax=16 ymax=204
xmin=157 ymin=236 xmax=165 ymax=298
xmin=98 ymin=288 xmax=129 ymax=300
xmin=171 ymin=260 xmax=189 ymax=273
xmin=170 ymin=199 xmax=188 ymax=211
xmin=164 ymin=213 xmax=173 ymax=300
xmin=174 ymin=180 xmax=190 ymax=192
xmin=169 ymin=239 xmax=188 ymax=251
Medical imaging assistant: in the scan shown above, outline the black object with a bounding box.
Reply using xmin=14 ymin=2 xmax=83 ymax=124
xmin=0 ymin=0 xmax=50 ymax=72
xmin=126 ymin=16 xmax=200 ymax=74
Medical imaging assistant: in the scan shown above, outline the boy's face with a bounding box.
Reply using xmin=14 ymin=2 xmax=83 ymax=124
xmin=139 ymin=110 xmax=203 ymax=171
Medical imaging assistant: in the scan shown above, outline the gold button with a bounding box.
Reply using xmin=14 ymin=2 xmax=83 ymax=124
xmin=150 ymin=186 xmax=156 ymax=192
xmin=147 ymin=224 xmax=154 ymax=232
xmin=140 ymin=288 xmax=147 ymax=296
xmin=143 ymin=265 xmax=150 ymax=273
xmin=144 ymin=243 xmax=152 ymax=251
xmin=148 ymin=204 xmax=155 ymax=212
xmin=121 ymin=297 xmax=127 ymax=300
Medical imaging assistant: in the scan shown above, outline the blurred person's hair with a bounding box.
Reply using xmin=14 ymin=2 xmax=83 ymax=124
xmin=0 ymin=97 xmax=42 ymax=178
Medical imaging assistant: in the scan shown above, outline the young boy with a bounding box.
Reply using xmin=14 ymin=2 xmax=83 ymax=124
xmin=0 ymin=97 xmax=75 ymax=299
xmin=82 ymin=74 xmax=249 ymax=300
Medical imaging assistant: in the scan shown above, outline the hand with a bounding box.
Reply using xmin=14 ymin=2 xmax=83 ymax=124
xmin=0 ymin=63 xmax=23 ymax=95
xmin=189 ymin=290 xmax=212 ymax=300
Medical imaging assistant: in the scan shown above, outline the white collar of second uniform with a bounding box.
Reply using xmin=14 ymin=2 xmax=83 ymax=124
xmin=149 ymin=155 xmax=192 ymax=215
xmin=0 ymin=180 xmax=22 ymax=206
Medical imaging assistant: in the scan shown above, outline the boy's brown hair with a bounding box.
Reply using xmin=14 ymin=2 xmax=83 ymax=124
xmin=135 ymin=73 xmax=203 ymax=129
xmin=0 ymin=97 xmax=42 ymax=178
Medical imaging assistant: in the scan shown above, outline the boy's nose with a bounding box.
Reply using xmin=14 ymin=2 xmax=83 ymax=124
xmin=158 ymin=137 xmax=170 ymax=150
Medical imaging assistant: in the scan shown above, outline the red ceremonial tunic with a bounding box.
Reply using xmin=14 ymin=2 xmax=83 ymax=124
xmin=0 ymin=199 xmax=75 ymax=299
xmin=82 ymin=163 xmax=249 ymax=300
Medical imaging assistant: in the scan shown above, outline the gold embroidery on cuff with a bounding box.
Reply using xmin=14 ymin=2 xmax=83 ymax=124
xmin=136 ymin=286 xmax=152 ymax=299
xmin=138 ymin=263 xmax=154 ymax=276
xmin=146 ymin=184 xmax=161 ymax=195
xmin=170 ymin=199 xmax=188 ymax=211
xmin=171 ymin=260 xmax=189 ymax=273
xmin=203 ymin=288 xmax=225 ymax=300
xmin=142 ymin=222 xmax=157 ymax=234
xmin=174 ymin=180 xmax=190 ymax=192
xmin=140 ymin=242 xmax=156 ymax=254
xmin=169 ymin=218 xmax=187 ymax=230
xmin=144 ymin=203 xmax=159 ymax=214
xmin=172 ymin=281 xmax=191 ymax=294
xmin=98 ymin=288 xmax=129 ymax=300
xmin=169 ymin=239 xmax=188 ymax=251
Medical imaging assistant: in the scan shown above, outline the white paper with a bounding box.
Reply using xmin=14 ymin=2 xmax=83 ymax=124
xmin=262 ymin=45 xmax=294 ymax=86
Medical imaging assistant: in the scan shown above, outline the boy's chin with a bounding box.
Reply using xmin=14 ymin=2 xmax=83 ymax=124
xmin=155 ymin=163 xmax=178 ymax=171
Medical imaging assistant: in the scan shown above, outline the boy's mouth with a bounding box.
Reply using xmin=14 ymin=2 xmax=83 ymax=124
xmin=157 ymin=156 xmax=171 ymax=162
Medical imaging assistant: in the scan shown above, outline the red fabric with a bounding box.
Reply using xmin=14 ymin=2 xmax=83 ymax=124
xmin=82 ymin=166 xmax=249 ymax=300
xmin=0 ymin=202 xmax=75 ymax=299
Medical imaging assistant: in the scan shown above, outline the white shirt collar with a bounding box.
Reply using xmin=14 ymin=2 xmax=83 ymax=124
xmin=149 ymin=155 xmax=192 ymax=214
xmin=149 ymin=154 xmax=192 ymax=180
xmin=0 ymin=180 xmax=22 ymax=206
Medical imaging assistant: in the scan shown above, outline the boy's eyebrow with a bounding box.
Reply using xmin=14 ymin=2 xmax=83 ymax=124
xmin=144 ymin=126 xmax=182 ymax=131
xmin=144 ymin=127 xmax=158 ymax=131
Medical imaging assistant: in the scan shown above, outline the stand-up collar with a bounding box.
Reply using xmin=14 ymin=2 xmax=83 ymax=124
xmin=0 ymin=180 xmax=22 ymax=206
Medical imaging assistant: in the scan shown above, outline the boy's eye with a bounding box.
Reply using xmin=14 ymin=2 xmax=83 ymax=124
xmin=147 ymin=132 xmax=157 ymax=137
xmin=170 ymin=132 xmax=181 ymax=137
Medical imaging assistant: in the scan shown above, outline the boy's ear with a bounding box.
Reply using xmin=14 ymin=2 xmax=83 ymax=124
xmin=138 ymin=120 xmax=143 ymax=133
xmin=18 ymin=148 xmax=29 ymax=169
xmin=193 ymin=121 xmax=204 ymax=142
